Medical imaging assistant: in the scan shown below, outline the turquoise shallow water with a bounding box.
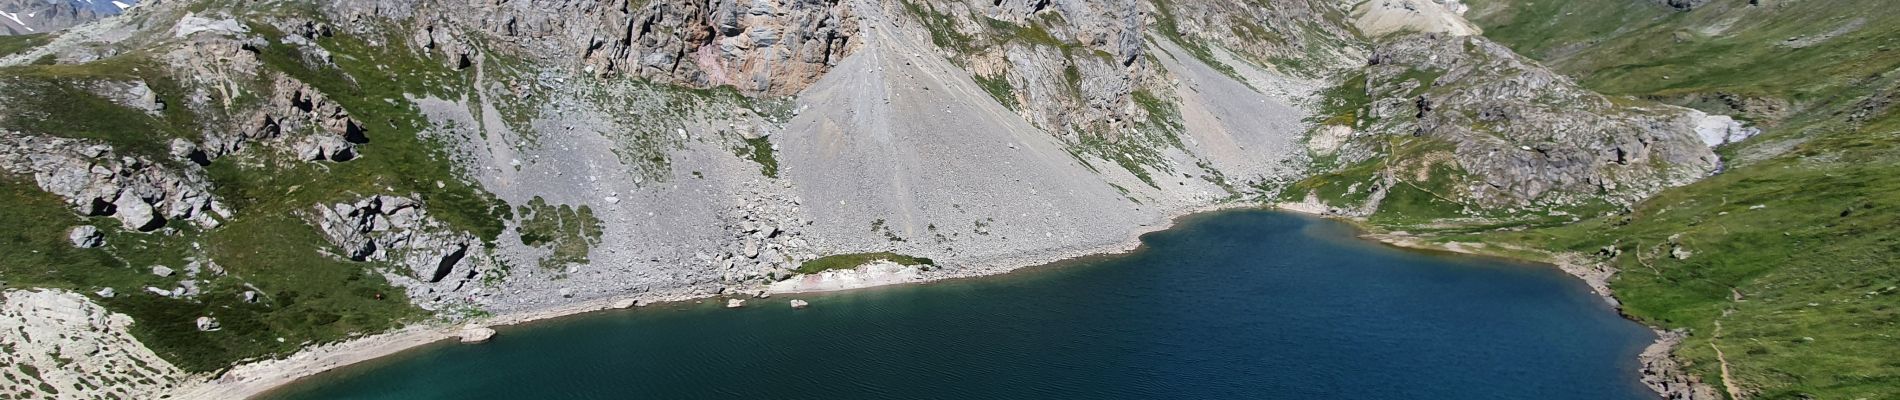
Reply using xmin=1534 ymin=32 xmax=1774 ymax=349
xmin=267 ymin=210 xmax=1657 ymax=400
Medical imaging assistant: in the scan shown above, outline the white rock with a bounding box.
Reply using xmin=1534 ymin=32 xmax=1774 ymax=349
xmin=194 ymin=316 xmax=219 ymax=331
xmin=68 ymin=225 xmax=104 ymax=248
xmin=95 ymin=287 xmax=115 ymax=298
xmin=458 ymin=326 xmax=496 ymax=343
xmin=150 ymin=265 xmax=175 ymax=277
xmin=789 ymin=299 xmax=809 ymax=309
xmin=726 ymin=298 xmax=746 ymax=308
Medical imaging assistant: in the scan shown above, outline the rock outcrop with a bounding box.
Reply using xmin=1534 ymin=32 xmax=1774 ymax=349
xmin=309 ymin=195 xmax=486 ymax=308
xmin=1311 ymin=33 xmax=1719 ymax=211
xmin=0 ymin=289 xmax=182 ymax=400
xmin=0 ymin=131 xmax=228 ymax=231
xmin=162 ymin=20 xmax=367 ymax=163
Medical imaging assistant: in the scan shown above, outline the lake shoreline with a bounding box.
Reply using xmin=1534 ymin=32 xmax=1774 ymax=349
xmin=173 ymin=203 xmax=1693 ymax=400
xmin=1351 ymin=223 xmax=1720 ymax=400
xmin=170 ymin=203 xmax=1246 ymax=400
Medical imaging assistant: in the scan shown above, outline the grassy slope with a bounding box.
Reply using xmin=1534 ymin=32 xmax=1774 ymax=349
xmin=1450 ymin=1 xmax=1900 ymax=397
xmin=0 ymin=33 xmax=51 ymax=59
xmin=0 ymin=15 xmax=511 ymax=371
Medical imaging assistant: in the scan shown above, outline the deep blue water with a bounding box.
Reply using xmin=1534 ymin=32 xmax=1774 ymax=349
xmin=268 ymin=210 xmax=1657 ymax=400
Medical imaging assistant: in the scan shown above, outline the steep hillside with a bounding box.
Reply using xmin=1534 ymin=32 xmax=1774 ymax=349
xmin=1407 ymin=1 xmax=1900 ymax=398
xmin=0 ymin=0 xmax=1353 ymax=397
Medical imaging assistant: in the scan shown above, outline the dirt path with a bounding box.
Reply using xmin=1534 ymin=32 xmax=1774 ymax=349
xmin=1711 ymin=319 xmax=1745 ymax=399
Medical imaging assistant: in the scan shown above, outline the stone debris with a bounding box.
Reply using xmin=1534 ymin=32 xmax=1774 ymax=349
xmin=0 ymin=289 xmax=183 ymax=400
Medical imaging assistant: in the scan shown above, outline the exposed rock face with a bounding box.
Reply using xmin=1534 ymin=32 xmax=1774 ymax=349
xmin=309 ymin=195 xmax=486 ymax=308
xmin=1331 ymin=34 xmax=1718 ymax=209
xmin=1150 ymin=0 xmax=1360 ymax=71
xmin=325 ymin=0 xmax=860 ymax=96
xmin=0 ymin=131 xmax=228 ymax=231
xmin=0 ymin=289 xmax=182 ymax=400
xmin=161 ymin=22 xmax=367 ymax=163
xmin=0 ymin=0 xmax=136 ymax=35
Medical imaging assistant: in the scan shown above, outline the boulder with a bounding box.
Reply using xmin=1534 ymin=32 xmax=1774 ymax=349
xmin=150 ymin=265 xmax=175 ymax=277
xmin=726 ymin=298 xmax=746 ymax=308
xmin=113 ymin=192 xmax=162 ymax=231
xmin=742 ymin=238 xmax=761 ymax=259
xmin=789 ymin=299 xmax=809 ymax=309
xmin=67 ymin=225 xmax=104 ymax=248
xmin=95 ymin=287 xmax=115 ymax=298
xmin=194 ymin=316 xmax=220 ymax=331
xmin=458 ymin=326 xmax=496 ymax=343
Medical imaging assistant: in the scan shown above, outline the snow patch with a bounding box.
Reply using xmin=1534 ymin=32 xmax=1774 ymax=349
xmin=0 ymin=10 xmax=33 ymax=32
xmin=1691 ymin=111 xmax=1761 ymax=148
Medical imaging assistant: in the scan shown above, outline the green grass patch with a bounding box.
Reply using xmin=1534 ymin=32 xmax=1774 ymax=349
xmin=515 ymin=196 xmax=604 ymax=270
xmin=795 ymin=252 xmax=935 ymax=275
xmin=973 ymin=73 xmax=1019 ymax=111
xmin=1430 ymin=6 xmax=1900 ymax=395
xmin=0 ymin=33 xmax=50 ymax=59
xmin=737 ymin=136 xmax=779 ymax=178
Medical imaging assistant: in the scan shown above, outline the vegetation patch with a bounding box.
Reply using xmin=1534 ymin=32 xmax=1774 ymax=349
xmin=735 ymin=136 xmax=779 ymax=178
xmin=515 ymin=196 xmax=604 ymax=270
xmin=795 ymin=252 xmax=935 ymax=275
xmin=1426 ymin=3 xmax=1900 ymax=397
xmin=0 ymin=33 xmax=50 ymax=59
